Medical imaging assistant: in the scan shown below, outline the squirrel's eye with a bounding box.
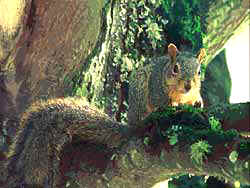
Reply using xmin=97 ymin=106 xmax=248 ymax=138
xmin=172 ymin=64 xmax=179 ymax=75
xmin=198 ymin=68 xmax=201 ymax=76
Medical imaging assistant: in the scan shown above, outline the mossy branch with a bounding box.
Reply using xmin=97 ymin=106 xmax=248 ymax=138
xmin=0 ymin=101 xmax=249 ymax=187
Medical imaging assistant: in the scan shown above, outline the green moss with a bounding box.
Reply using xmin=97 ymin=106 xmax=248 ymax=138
xmin=208 ymin=116 xmax=221 ymax=131
xmin=142 ymin=104 xmax=248 ymax=163
xmin=238 ymin=141 xmax=250 ymax=158
xmin=145 ymin=106 xmax=177 ymax=122
xmin=190 ymin=140 xmax=212 ymax=166
xmin=168 ymin=133 xmax=178 ymax=146
xmin=207 ymin=103 xmax=250 ymax=125
xmin=180 ymin=104 xmax=204 ymax=113
xmin=168 ymin=174 xmax=207 ymax=188
xmin=229 ymin=151 xmax=238 ymax=163
xmin=143 ymin=136 xmax=150 ymax=146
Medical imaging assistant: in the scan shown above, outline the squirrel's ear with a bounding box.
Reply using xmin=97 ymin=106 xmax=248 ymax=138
xmin=168 ymin=43 xmax=178 ymax=63
xmin=197 ymin=48 xmax=206 ymax=64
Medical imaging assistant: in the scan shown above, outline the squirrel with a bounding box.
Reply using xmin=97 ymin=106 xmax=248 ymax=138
xmin=0 ymin=43 xmax=205 ymax=187
xmin=128 ymin=43 xmax=206 ymax=125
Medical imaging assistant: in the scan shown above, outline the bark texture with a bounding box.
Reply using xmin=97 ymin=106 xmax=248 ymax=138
xmin=0 ymin=101 xmax=249 ymax=187
xmin=0 ymin=0 xmax=104 ymax=116
xmin=202 ymin=0 xmax=249 ymax=65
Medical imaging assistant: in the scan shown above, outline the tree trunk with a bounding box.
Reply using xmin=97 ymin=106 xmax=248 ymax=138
xmin=0 ymin=0 xmax=105 ymax=115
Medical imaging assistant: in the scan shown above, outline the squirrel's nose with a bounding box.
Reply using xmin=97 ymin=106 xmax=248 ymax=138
xmin=184 ymin=80 xmax=191 ymax=92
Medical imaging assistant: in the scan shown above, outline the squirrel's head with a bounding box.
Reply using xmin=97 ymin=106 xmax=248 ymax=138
xmin=165 ymin=43 xmax=206 ymax=97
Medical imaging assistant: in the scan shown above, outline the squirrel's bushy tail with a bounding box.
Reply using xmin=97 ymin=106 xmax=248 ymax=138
xmin=2 ymin=97 xmax=127 ymax=187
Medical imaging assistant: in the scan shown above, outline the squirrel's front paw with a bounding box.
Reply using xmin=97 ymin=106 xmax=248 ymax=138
xmin=194 ymin=100 xmax=203 ymax=108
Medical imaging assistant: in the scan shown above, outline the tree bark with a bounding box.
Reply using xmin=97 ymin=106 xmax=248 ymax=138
xmin=202 ymin=0 xmax=249 ymax=65
xmin=0 ymin=102 xmax=249 ymax=187
xmin=0 ymin=0 xmax=105 ymax=115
